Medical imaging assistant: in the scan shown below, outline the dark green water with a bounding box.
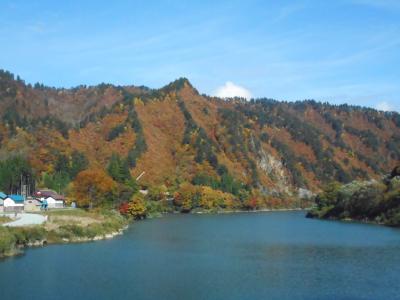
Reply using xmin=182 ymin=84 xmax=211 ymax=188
xmin=1 ymin=211 xmax=400 ymax=300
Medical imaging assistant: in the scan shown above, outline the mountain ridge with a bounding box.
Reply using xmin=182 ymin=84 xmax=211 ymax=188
xmin=0 ymin=68 xmax=399 ymax=203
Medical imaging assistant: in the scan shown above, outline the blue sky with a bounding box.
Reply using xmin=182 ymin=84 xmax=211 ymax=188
xmin=0 ymin=0 xmax=399 ymax=111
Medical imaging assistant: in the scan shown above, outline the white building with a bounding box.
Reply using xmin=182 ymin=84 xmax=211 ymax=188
xmin=24 ymin=198 xmax=42 ymax=212
xmin=44 ymin=196 xmax=65 ymax=209
xmin=35 ymin=190 xmax=65 ymax=209
xmin=3 ymin=195 xmax=25 ymax=212
xmin=0 ymin=192 xmax=6 ymax=212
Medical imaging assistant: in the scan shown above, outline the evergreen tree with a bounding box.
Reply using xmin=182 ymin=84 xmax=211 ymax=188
xmin=70 ymin=151 xmax=89 ymax=178
xmin=54 ymin=154 xmax=69 ymax=173
xmin=107 ymin=153 xmax=132 ymax=183
xmin=0 ymin=156 xmax=34 ymax=194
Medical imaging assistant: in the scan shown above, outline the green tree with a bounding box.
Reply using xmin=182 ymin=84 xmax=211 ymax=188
xmin=146 ymin=185 xmax=168 ymax=201
xmin=41 ymin=172 xmax=70 ymax=194
xmin=315 ymin=182 xmax=341 ymax=208
xmin=54 ymin=154 xmax=69 ymax=173
xmin=0 ymin=156 xmax=34 ymax=194
xmin=69 ymin=151 xmax=89 ymax=178
xmin=107 ymin=124 xmax=125 ymax=141
xmin=107 ymin=153 xmax=131 ymax=183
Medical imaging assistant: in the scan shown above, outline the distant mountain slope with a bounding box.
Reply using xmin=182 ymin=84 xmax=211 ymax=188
xmin=0 ymin=69 xmax=399 ymax=198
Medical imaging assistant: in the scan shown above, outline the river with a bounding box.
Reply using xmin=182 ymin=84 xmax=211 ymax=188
xmin=1 ymin=211 xmax=400 ymax=300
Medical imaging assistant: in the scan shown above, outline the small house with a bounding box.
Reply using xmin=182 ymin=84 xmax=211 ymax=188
xmin=3 ymin=194 xmax=25 ymax=212
xmin=45 ymin=196 xmax=65 ymax=208
xmin=35 ymin=190 xmax=65 ymax=209
xmin=0 ymin=192 xmax=6 ymax=213
xmin=24 ymin=198 xmax=42 ymax=212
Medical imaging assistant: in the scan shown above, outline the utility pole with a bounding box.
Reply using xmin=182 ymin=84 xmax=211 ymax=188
xmin=136 ymin=171 xmax=145 ymax=181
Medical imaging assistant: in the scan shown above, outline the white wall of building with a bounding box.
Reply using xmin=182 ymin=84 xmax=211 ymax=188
xmin=46 ymin=197 xmax=64 ymax=208
xmin=3 ymin=198 xmax=24 ymax=212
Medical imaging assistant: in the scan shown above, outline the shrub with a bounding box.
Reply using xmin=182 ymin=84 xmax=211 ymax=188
xmin=127 ymin=194 xmax=147 ymax=219
xmin=0 ymin=227 xmax=16 ymax=255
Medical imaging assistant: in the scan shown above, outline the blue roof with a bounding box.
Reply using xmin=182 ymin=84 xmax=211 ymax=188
xmin=0 ymin=192 xmax=7 ymax=199
xmin=8 ymin=195 xmax=25 ymax=202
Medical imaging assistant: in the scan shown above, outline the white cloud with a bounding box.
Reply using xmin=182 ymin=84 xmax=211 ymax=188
xmin=214 ymin=81 xmax=252 ymax=99
xmin=376 ymin=101 xmax=393 ymax=111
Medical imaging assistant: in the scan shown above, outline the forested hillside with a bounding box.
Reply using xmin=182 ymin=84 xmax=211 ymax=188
xmin=1 ymin=69 xmax=399 ymax=210
xmin=307 ymin=166 xmax=400 ymax=226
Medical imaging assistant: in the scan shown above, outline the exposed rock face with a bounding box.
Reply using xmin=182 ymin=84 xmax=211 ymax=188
xmin=26 ymin=240 xmax=46 ymax=247
xmin=257 ymin=149 xmax=290 ymax=194
xmin=298 ymin=188 xmax=315 ymax=200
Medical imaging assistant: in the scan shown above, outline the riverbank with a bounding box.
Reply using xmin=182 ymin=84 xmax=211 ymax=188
xmin=1 ymin=207 xmax=308 ymax=259
xmin=305 ymin=211 xmax=392 ymax=227
xmin=185 ymin=206 xmax=308 ymax=215
xmin=0 ymin=215 xmax=12 ymax=224
xmin=215 ymin=207 xmax=307 ymax=214
xmin=0 ymin=209 xmax=128 ymax=259
xmin=306 ymin=173 xmax=400 ymax=228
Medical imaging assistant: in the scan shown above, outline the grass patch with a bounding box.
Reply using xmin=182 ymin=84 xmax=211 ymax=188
xmin=1 ymin=209 xmax=127 ymax=258
xmin=0 ymin=227 xmax=17 ymax=256
xmin=39 ymin=208 xmax=99 ymax=218
xmin=0 ymin=216 xmax=12 ymax=224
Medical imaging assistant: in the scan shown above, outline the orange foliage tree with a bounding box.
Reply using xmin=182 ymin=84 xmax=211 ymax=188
xmin=127 ymin=193 xmax=147 ymax=219
xmin=173 ymin=182 xmax=199 ymax=212
xmin=199 ymin=186 xmax=235 ymax=210
xmin=72 ymin=169 xmax=117 ymax=208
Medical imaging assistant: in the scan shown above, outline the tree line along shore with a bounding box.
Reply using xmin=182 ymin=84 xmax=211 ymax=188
xmin=2 ymin=166 xmax=399 ymax=259
xmin=307 ymin=166 xmax=400 ymax=227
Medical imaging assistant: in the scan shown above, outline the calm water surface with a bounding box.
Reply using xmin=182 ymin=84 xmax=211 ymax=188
xmin=1 ymin=211 xmax=400 ymax=300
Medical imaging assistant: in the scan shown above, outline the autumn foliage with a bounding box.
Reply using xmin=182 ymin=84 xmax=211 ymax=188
xmin=173 ymin=183 xmax=237 ymax=211
xmin=173 ymin=183 xmax=199 ymax=212
xmin=120 ymin=194 xmax=147 ymax=219
xmin=118 ymin=202 xmax=130 ymax=215
xmin=72 ymin=169 xmax=117 ymax=208
xmin=0 ymin=69 xmax=399 ymax=211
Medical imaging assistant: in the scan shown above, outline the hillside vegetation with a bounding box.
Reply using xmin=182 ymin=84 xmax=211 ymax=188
xmin=307 ymin=167 xmax=400 ymax=226
xmin=0 ymin=69 xmax=399 ymax=210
